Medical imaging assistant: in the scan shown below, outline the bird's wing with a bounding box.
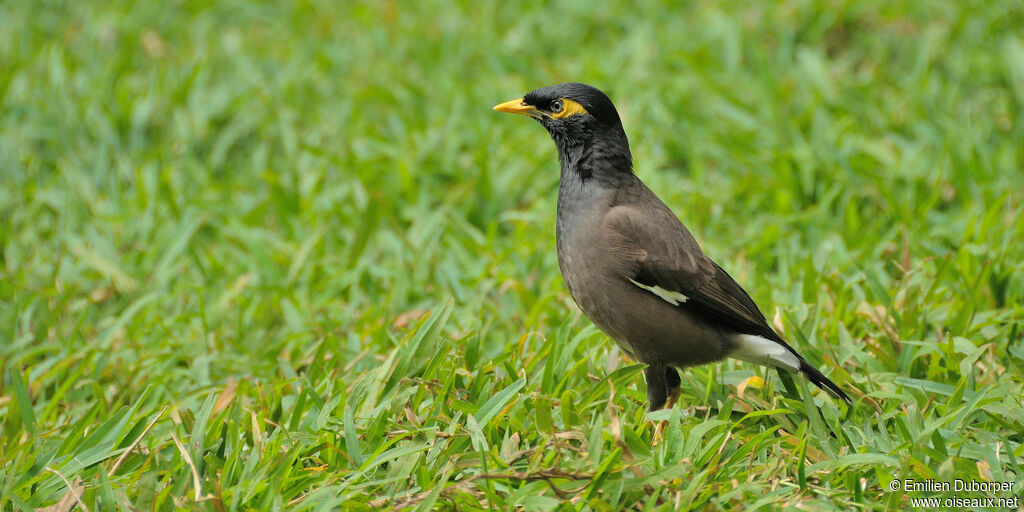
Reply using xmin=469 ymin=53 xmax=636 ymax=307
xmin=604 ymin=204 xmax=853 ymax=403
xmin=604 ymin=205 xmax=793 ymax=348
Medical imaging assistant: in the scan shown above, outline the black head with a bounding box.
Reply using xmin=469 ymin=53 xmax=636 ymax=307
xmin=494 ymin=83 xmax=632 ymax=182
xmin=493 ymin=82 xmax=623 ymax=136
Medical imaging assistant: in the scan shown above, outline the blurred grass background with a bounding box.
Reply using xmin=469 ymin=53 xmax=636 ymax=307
xmin=2 ymin=0 xmax=1023 ymax=509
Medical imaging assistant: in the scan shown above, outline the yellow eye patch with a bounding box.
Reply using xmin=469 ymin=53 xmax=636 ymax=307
xmin=550 ymin=98 xmax=589 ymax=119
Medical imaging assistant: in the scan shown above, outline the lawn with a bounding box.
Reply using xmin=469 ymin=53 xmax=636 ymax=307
xmin=2 ymin=0 xmax=1023 ymax=509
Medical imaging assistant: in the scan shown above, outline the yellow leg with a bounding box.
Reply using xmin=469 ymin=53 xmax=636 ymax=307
xmin=652 ymin=387 xmax=680 ymax=445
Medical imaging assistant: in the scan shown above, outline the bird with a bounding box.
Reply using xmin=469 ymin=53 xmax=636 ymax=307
xmin=494 ymin=82 xmax=852 ymax=411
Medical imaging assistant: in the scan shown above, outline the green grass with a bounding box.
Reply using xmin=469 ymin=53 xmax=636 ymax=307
xmin=2 ymin=0 xmax=1023 ymax=509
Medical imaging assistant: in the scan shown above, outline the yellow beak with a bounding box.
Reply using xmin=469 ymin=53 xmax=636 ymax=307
xmin=493 ymin=98 xmax=540 ymax=118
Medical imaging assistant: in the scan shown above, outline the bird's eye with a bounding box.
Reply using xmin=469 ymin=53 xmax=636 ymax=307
xmin=550 ymin=100 xmax=563 ymax=113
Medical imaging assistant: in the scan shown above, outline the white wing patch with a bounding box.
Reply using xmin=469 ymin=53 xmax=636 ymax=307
xmin=731 ymin=334 xmax=800 ymax=372
xmin=628 ymin=278 xmax=689 ymax=306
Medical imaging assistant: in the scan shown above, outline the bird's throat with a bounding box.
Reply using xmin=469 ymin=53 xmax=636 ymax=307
xmin=555 ymin=140 xmax=589 ymax=181
xmin=555 ymin=147 xmax=616 ymax=244
xmin=550 ymin=123 xmax=634 ymax=236
xmin=553 ymin=131 xmax=632 ymax=188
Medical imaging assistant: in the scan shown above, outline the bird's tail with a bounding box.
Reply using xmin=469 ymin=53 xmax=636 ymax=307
xmin=799 ymin=359 xmax=852 ymax=404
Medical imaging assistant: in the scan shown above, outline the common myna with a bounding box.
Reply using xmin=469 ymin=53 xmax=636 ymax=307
xmin=494 ymin=83 xmax=851 ymax=411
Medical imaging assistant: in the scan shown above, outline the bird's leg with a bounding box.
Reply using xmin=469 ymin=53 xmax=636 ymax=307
xmin=664 ymin=366 xmax=681 ymax=410
xmin=643 ymin=363 xmax=669 ymax=411
xmin=645 ymin=363 xmax=675 ymax=445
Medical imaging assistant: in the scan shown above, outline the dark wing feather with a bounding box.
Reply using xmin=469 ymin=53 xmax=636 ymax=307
xmin=604 ymin=204 xmax=852 ymax=404
xmin=604 ymin=205 xmax=796 ymax=352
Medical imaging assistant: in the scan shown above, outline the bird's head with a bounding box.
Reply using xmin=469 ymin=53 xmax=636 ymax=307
xmin=493 ymin=82 xmax=622 ymax=140
xmin=494 ymin=82 xmax=631 ymax=180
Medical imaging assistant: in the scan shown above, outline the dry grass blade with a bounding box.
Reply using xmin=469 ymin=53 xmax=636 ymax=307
xmin=370 ymin=469 xmax=596 ymax=509
xmin=108 ymin=406 xmax=168 ymax=476
xmin=39 ymin=470 xmax=87 ymax=512
xmin=170 ymin=431 xmax=203 ymax=501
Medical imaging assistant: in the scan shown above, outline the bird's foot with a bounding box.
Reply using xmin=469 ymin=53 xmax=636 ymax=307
xmin=665 ymin=386 xmax=680 ymax=410
xmin=651 ymin=387 xmax=681 ymax=445
xmin=652 ymin=420 xmax=668 ymax=445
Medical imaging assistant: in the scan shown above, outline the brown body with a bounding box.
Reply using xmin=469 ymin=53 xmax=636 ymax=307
xmin=495 ymin=82 xmax=852 ymax=410
xmin=556 ymin=175 xmax=737 ymax=367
